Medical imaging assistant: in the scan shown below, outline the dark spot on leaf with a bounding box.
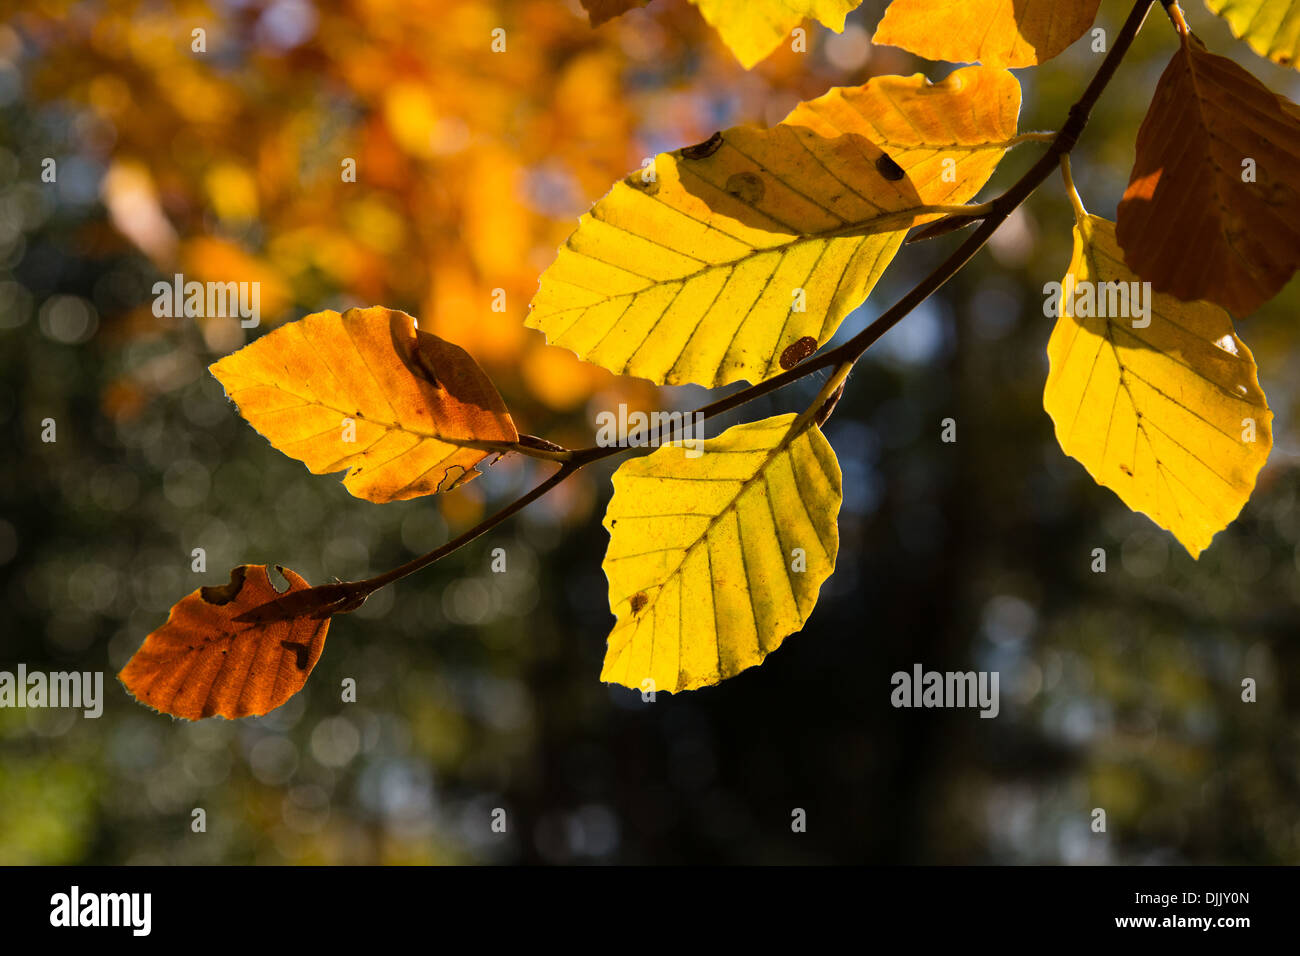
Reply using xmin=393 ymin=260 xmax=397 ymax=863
xmin=780 ymin=336 xmax=818 ymax=370
xmin=1119 ymin=464 xmax=1133 ymax=477
xmin=725 ymin=171 xmax=765 ymax=204
xmin=630 ymin=592 xmax=647 ymax=614
xmin=876 ymin=152 xmax=905 ymax=181
xmin=681 ymin=131 xmax=723 ymax=160
xmin=281 ymin=640 xmax=311 ymax=670
xmin=626 ymin=172 xmax=660 ymax=195
xmin=200 ymin=566 xmax=248 ymax=605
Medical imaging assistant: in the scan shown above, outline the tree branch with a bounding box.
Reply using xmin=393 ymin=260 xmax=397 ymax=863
xmin=248 ymin=0 xmax=1159 ymax=620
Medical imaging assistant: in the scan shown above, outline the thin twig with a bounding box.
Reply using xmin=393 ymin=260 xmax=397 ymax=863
xmin=249 ymin=0 xmax=1159 ymax=620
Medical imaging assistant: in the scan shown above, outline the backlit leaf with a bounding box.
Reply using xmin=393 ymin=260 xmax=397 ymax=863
xmin=119 ymin=565 xmax=334 ymax=720
xmin=873 ymin=0 xmax=1101 ymax=67
xmin=1043 ymin=215 xmax=1272 ymax=558
xmin=1116 ymin=33 xmax=1300 ymax=316
xmin=601 ymin=414 xmax=842 ymax=693
xmin=210 ymin=306 xmax=518 ymax=502
xmin=528 ymin=65 xmax=1020 ymax=387
xmin=688 ymin=0 xmax=861 ymax=69
xmin=1205 ymin=0 xmax=1300 ymax=69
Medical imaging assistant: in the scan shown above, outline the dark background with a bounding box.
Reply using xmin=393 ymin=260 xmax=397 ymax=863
xmin=1 ymin=0 xmax=1298 ymax=864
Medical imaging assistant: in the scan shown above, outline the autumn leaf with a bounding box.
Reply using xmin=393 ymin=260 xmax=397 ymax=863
xmin=119 ymin=565 xmax=337 ymax=720
xmin=1205 ymin=0 xmax=1300 ymax=69
xmin=601 ymin=414 xmax=842 ymax=693
xmin=688 ymin=0 xmax=861 ymax=69
xmin=210 ymin=306 xmax=518 ymax=502
xmin=1116 ymin=33 xmax=1300 ymax=317
xmin=873 ymin=0 xmax=1101 ymax=68
xmin=1043 ymin=214 xmax=1272 ymax=558
xmin=579 ymin=0 xmax=861 ymax=68
xmin=528 ymin=65 xmax=1021 ymax=387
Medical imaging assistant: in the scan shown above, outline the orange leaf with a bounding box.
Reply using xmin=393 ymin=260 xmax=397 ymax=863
xmin=873 ymin=0 xmax=1101 ymax=67
xmin=210 ymin=306 xmax=518 ymax=502
xmin=119 ymin=565 xmax=332 ymax=720
xmin=1116 ymin=34 xmax=1300 ymax=317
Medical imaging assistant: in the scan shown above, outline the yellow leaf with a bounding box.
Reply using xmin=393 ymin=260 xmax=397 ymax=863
xmin=688 ymin=0 xmax=862 ymax=69
xmin=873 ymin=0 xmax=1101 ymax=67
xmin=210 ymin=306 xmax=517 ymax=502
xmin=528 ymin=65 xmax=1020 ymax=387
xmin=601 ymin=413 xmax=842 ymax=693
xmin=1043 ymin=215 xmax=1272 ymax=558
xmin=1205 ymin=0 xmax=1300 ymax=69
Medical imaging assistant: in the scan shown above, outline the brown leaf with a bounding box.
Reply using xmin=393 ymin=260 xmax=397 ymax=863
xmin=1116 ymin=34 xmax=1300 ymax=316
xmin=119 ymin=565 xmax=331 ymax=720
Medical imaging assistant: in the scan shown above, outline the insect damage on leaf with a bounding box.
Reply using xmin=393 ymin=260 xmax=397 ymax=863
xmin=200 ymin=566 xmax=249 ymax=605
xmin=209 ymin=306 xmax=518 ymax=503
xmin=680 ymin=131 xmax=724 ymax=159
xmin=780 ymin=336 xmax=819 ymax=370
xmin=725 ymin=171 xmax=765 ymax=203
xmin=119 ymin=564 xmax=334 ymax=720
xmin=528 ymin=65 xmax=1022 ymax=387
xmin=875 ymin=152 xmax=906 ymax=181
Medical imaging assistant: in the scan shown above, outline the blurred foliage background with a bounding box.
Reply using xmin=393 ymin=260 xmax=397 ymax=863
xmin=1 ymin=0 xmax=1298 ymax=864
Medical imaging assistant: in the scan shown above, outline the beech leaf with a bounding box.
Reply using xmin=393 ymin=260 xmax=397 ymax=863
xmin=688 ymin=0 xmax=861 ymax=69
xmin=528 ymin=65 xmax=1021 ymax=387
xmin=601 ymin=414 xmax=842 ymax=693
xmin=119 ymin=565 xmax=334 ymax=720
xmin=873 ymin=0 xmax=1102 ymax=68
xmin=1044 ymin=215 xmax=1272 ymax=558
xmin=1116 ymin=34 xmax=1300 ymax=317
xmin=210 ymin=306 xmax=517 ymax=502
xmin=1205 ymin=0 xmax=1300 ymax=70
